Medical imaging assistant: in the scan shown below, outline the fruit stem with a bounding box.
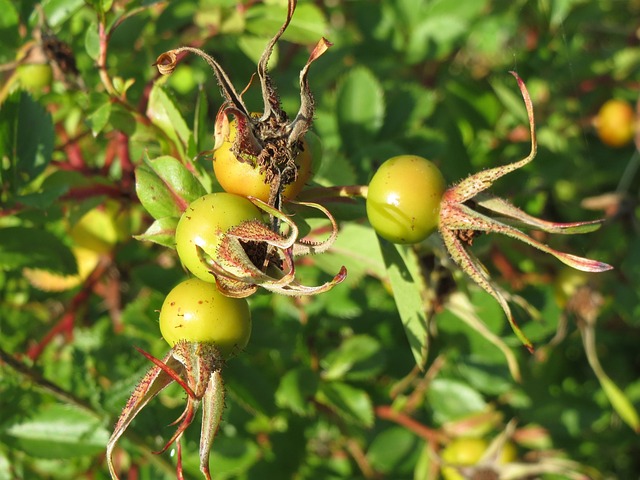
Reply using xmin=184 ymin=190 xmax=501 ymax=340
xmin=298 ymin=185 xmax=369 ymax=202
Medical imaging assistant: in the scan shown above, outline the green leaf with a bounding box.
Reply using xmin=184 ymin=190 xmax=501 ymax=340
xmin=317 ymin=381 xmax=373 ymax=427
xmin=321 ymin=335 xmax=385 ymax=381
xmin=275 ymin=367 xmax=319 ymax=416
xmin=238 ymin=36 xmax=279 ymax=69
xmin=315 ymin=223 xmax=384 ymax=286
xmin=17 ymin=170 xmax=87 ymax=209
xmin=379 ymin=240 xmax=428 ymax=367
xmin=101 ymin=0 xmax=114 ymax=14
xmin=314 ymin=152 xmax=357 ymax=189
xmin=87 ymin=101 xmax=111 ymax=136
xmin=135 ymin=155 xmax=207 ymax=220
xmin=600 ymin=376 xmax=640 ymax=432
xmin=5 ymin=404 xmax=109 ymax=459
xmin=0 ymin=226 xmax=77 ymax=275
xmin=245 ymin=3 xmax=327 ymax=44
xmin=581 ymin=321 xmax=640 ymax=432
xmin=444 ymin=291 xmax=522 ymax=382
xmin=133 ymin=217 xmax=178 ymax=248
xmin=0 ymin=92 xmax=54 ymax=191
xmin=84 ymin=21 xmax=100 ymax=61
xmin=367 ymin=426 xmax=420 ymax=474
xmin=335 ymin=67 xmax=385 ymax=153
xmin=41 ymin=0 xmax=85 ymax=29
xmin=427 ymin=378 xmax=488 ymax=424
xmin=225 ymin=360 xmax=280 ymax=416
xmin=0 ymin=449 xmax=11 ymax=480
xmin=208 ymin=436 xmax=261 ymax=477
xmin=147 ymin=83 xmax=192 ymax=155
xmin=0 ymin=0 xmax=18 ymax=29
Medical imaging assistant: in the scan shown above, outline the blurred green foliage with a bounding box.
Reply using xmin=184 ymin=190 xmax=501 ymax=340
xmin=1 ymin=0 xmax=639 ymax=479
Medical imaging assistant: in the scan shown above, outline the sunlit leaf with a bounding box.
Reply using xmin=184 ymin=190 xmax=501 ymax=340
xmin=379 ymin=239 xmax=429 ymax=367
xmin=427 ymin=378 xmax=488 ymax=424
xmin=321 ymin=335 xmax=385 ymax=381
xmin=147 ymin=83 xmax=192 ymax=154
xmin=336 ymin=67 xmax=385 ymax=153
xmin=318 ymin=381 xmax=374 ymax=427
xmin=133 ymin=217 xmax=178 ymax=247
xmin=135 ymin=155 xmax=207 ymax=220
xmin=5 ymin=404 xmax=108 ymax=459
xmin=275 ymin=367 xmax=319 ymax=416
xmin=0 ymin=92 xmax=53 ymax=190
xmin=0 ymin=226 xmax=77 ymax=275
xmin=245 ymin=2 xmax=327 ymax=44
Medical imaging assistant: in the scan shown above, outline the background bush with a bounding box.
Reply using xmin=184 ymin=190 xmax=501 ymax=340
xmin=1 ymin=0 xmax=638 ymax=478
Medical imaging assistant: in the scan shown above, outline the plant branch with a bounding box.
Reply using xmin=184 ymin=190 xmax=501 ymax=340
xmin=375 ymin=405 xmax=447 ymax=444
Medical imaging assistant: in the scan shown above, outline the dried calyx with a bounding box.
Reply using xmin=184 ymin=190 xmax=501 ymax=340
xmin=155 ymin=0 xmax=331 ymax=210
xmin=199 ymin=196 xmax=347 ymax=298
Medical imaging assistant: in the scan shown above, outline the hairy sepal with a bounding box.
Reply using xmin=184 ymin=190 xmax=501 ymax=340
xmin=107 ymin=342 xmax=223 ymax=480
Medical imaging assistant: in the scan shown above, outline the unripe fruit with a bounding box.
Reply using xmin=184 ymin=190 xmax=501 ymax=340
xmin=159 ymin=278 xmax=251 ymax=358
xmin=213 ymin=119 xmax=314 ymax=202
xmin=366 ymin=155 xmax=446 ymax=244
xmin=175 ymin=193 xmax=263 ymax=282
xmin=16 ymin=63 xmax=53 ymax=92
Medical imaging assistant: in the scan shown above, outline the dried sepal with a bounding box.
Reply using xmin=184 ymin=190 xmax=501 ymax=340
xmin=190 ymin=197 xmax=345 ymax=298
xmin=154 ymin=47 xmax=249 ymax=117
xmin=154 ymin=51 xmax=178 ymax=76
xmin=213 ymin=107 xmax=231 ymax=151
xmin=290 ymin=200 xmax=340 ymax=256
xmin=107 ymin=342 xmax=224 ymax=480
xmin=287 ymin=37 xmax=333 ymax=146
xmin=446 ymin=203 xmax=612 ymax=273
xmin=438 ymin=71 xmax=612 ymax=351
xmin=444 ymin=71 xmax=536 ymax=205
xmin=474 ymin=193 xmax=604 ymax=234
xmin=155 ymin=0 xmax=327 ymax=210
xmin=257 ymin=0 xmax=297 ymax=123
xmin=198 ymin=370 xmax=225 ymax=480
xmin=441 ymin=226 xmax=532 ymax=352
xmin=197 ymin=234 xmax=347 ymax=298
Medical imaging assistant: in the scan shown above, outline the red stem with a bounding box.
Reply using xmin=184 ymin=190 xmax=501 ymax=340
xmin=375 ymin=405 xmax=447 ymax=444
xmin=27 ymin=256 xmax=110 ymax=361
xmin=115 ymin=131 xmax=135 ymax=190
xmin=61 ymin=184 xmax=129 ymax=201
xmin=56 ymin=126 xmax=87 ymax=169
